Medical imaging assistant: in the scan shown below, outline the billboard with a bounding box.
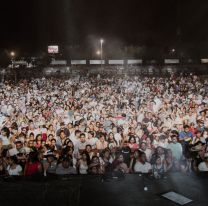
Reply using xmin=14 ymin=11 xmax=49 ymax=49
xmin=164 ymin=59 xmax=179 ymax=64
xmin=109 ymin=60 xmax=124 ymax=65
xmin=201 ymin=59 xmax=208 ymax=63
xmin=90 ymin=60 xmax=105 ymax=65
xmin=71 ymin=60 xmax=86 ymax=65
xmin=48 ymin=45 xmax=59 ymax=54
xmin=127 ymin=59 xmax=143 ymax=64
xmin=51 ymin=60 xmax=67 ymax=65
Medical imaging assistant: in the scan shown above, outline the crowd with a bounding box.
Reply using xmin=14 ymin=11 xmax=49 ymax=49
xmin=0 ymin=73 xmax=208 ymax=178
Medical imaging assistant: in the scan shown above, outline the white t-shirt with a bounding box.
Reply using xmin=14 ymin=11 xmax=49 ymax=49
xmin=140 ymin=149 xmax=152 ymax=162
xmin=114 ymin=133 xmax=122 ymax=145
xmin=134 ymin=161 xmax=152 ymax=173
xmin=7 ymin=165 xmax=22 ymax=176
xmin=198 ymin=162 xmax=208 ymax=172
xmin=0 ymin=135 xmax=10 ymax=146
xmin=87 ymin=138 xmax=98 ymax=149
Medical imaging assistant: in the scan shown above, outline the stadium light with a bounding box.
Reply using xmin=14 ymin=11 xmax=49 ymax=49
xmin=96 ymin=50 xmax=101 ymax=55
xmin=10 ymin=51 xmax=15 ymax=57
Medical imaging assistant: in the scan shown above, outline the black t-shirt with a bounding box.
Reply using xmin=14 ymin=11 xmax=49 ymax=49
xmin=121 ymin=146 xmax=131 ymax=167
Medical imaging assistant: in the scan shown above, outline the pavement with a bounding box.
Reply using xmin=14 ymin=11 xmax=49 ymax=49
xmin=0 ymin=172 xmax=208 ymax=206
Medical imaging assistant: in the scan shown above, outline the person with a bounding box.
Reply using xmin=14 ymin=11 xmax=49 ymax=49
xmin=139 ymin=142 xmax=152 ymax=162
xmin=107 ymin=132 xmax=118 ymax=148
xmin=89 ymin=156 xmax=103 ymax=174
xmin=0 ymin=127 xmax=11 ymax=148
xmin=167 ymin=135 xmax=183 ymax=170
xmin=152 ymin=156 xmax=166 ymax=179
xmin=56 ymin=156 xmax=77 ymax=175
xmin=128 ymin=136 xmax=139 ymax=151
xmin=75 ymin=133 xmax=89 ymax=152
xmin=179 ymin=125 xmax=194 ymax=155
xmin=24 ymin=152 xmax=42 ymax=176
xmin=6 ymin=156 xmax=23 ymax=176
xmin=198 ymin=152 xmax=208 ymax=172
xmin=134 ymin=152 xmax=152 ymax=174
xmin=96 ymin=133 xmax=108 ymax=151
xmin=56 ymin=131 xmax=68 ymax=149
xmin=77 ymin=151 xmax=90 ymax=174
xmin=129 ymin=150 xmax=140 ymax=173
xmin=87 ymin=131 xmax=98 ymax=149
xmin=42 ymin=154 xmax=58 ymax=175
xmin=120 ymin=141 xmax=131 ymax=167
xmin=112 ymin=153 xmax=129 ymax=174
xmin=99 ymin=148 xmax=113 ymax=173
xmin=1 ymin=72 xmax=208 ymax=179
xmin=56 ymin=122 xmax=70 ymax=137
xmin=8 ymin=141 xmax=25 ymax=156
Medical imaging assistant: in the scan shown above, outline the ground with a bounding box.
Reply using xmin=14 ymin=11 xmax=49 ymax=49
xmin=0 ymin=173 xmax=207 ymax=206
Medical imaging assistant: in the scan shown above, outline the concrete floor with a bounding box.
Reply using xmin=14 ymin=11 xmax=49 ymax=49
xmin=0 ymin=173 xmax=208 ymax=206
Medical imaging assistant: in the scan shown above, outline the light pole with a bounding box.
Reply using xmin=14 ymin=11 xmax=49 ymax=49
xmin=10 ymin=51 xmax=17 ymax=83
xmin=100 ymin=39 xmax=104 ymax=70
xmin=10 ymin=51 xmax=15 ymax=68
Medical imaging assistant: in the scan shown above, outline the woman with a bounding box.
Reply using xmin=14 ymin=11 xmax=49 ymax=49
xmin=0 ymin=127 xmax=11 ymax=148
xmin=198 ymin=152 xmax=208 ymax=172
xmin=7 ymin=156 xmax=23 ymax=176
xmin=129 ymin=150 xmax=140 ymax=173
xmin=99 ymin=148 xmax=113 ymax=173
xmin=24 ymin=152 xmax=42 ymax=176
xmin=128 ymin=136 xmax=139 ymax=151
xmin=152 ymin=133 xmax=160 ymax=148
xmin=107 ymin=132 xmax=118 ymax=148
xmin=112 ymin=153 xmax=129 ymax=174
xmin=77 ymin=151 xmax=90 ymax=174
xmin=35 ymin=134 xmax=42 ymax=149
xmin=152 ymin=156 xmax=167 ymax=179
xmin=89 ymin=156 xmax=103 ymax=174
xmin=146 ymin=137 xmax=153 ymax=150
xmin=47 ymin=124 xmax=56 ymax=137
xmin=96 ymin=134 xmax=108 ymax=151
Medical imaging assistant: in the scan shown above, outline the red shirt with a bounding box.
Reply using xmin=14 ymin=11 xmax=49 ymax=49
xmin=24 ymin=161 xmax=40 ymax=176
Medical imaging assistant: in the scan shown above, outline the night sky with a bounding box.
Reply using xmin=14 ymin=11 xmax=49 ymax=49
xmin=0 ymin=0 xmax=208 ymax=56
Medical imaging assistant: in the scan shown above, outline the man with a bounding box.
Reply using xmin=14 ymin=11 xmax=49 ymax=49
xmin=139 ymin=142 xmax=152 ymax=162
xmin=56 ymin=122 xmax=70 ymax=137
xmin=134 ymin=152 xmax=152 ymax=173
xmin=120 ymin=141 xmax=131 ymax=167
xmin=8 ymin=141 xmax=25 ymax=156
xmin=179 ymin=125 xmax=193 ymax=155
xmin=56 ymin=131 xmax=68 ymax=149
xmin=167 ymin=135 xmax=183 ymax=161
xmin=87 ymin=131 xmax=98 ymax=149
xmin=179 ymin=125 xmax=193 ymax=142
xmin=75 ymin=133 xmax=88 ymax=152
xmin=56 ymin=157 xmax=77 ymax=175
xmin=70 ymin=130 xmax=81 ymax=145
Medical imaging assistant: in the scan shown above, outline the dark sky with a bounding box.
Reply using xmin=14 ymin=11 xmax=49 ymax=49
xmin=0 ymin=0 xmax=208 ymax=55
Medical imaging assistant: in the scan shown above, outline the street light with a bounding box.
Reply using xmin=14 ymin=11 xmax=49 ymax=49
xmin=10 ymin=51 xmax=15 ymax=57
xmin=10 ymin=51 xmax=15 ymax=68
xmin=100 ymin=39 xmax=104 ymax=70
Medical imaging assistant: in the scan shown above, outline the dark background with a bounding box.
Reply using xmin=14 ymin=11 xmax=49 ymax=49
xmin=0 ymin=0 xmax=208 ymax=59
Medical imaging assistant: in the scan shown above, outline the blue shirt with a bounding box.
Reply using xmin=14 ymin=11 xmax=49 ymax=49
xmin=179 ymin=131 xmax=193 ymax=141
